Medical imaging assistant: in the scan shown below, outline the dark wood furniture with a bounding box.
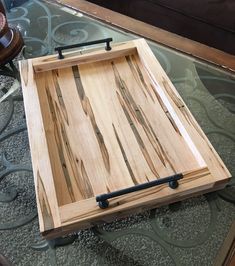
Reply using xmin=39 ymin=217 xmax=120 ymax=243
xmin=55 ymin=0 xmax=235 ymax=72
xmin=0 ymin=1 xmax=6 ymax=14
xmin=0 ymin=12 xmax=24 ymax=66
xmin=87 ymin=0 xmax=235 ymax=55
xmin=0 ymin=4 xmax=24 ymax=83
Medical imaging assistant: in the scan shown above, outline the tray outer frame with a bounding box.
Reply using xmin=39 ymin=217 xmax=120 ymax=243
xmin=19 ymin=39 xmax=231 ymax=239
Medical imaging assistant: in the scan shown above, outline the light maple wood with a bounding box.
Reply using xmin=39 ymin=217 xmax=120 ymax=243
xmin=19 ymin=59 xmax=61 ymax=233
xmin=133 ymin=39 xmax=231 ymax=182
xmin=19 ymin=39 xmax=231 ymax=239
xmin=33 ymin=43 xmax=137 ymax=72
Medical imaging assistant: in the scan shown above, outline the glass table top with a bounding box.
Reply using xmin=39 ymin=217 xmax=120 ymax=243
xmin=0 ymin=0 xmax=234 ymax=265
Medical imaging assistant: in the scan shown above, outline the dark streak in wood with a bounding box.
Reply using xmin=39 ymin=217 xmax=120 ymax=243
xmin=139 ymin=108 xmax=166 ymax=166
xmin=52 ymin=70 xmax=69 ymax=125
xmin=184 ymin=167 xmax=210 ymax=182
xmin=37 ymin=170 xmax=54 ymax=230
xmin=116 ymin=91 xmax=159 ymax=178
xmin=72 ymin=65 xmax=110 ymax=173
xmin=165 ymin=112 xmax=181 ymax=135
xmin=125 ymin=55 xmax=147 ymax=98
xmin=180 ymin=105 xmax=192 ymax=125
xmin=112 ymin=61 xmax=177 ymax=172
xmin=150 ymin=83 xmax=168 ymax=113
xmin=84 ymin=97 xmax=111 ymax=173
xmin=162 ymin=77 xmax=184 ymax=108
xmin=139 ymin=106 xmax=176 ymax=172
xmin=112 ymin=61 xmax=156 ymax=137
xmin=112 ymin=61 xmax=155 ymax=135
xmin=150 ymin=83 xmax=181 ymax=135
xmin=112 ymin=123 xmax=138 ymax=185
xmin=106 ymin=186 xmax=111 ymax=193
xmin=139 ymin=107 xmax=172 ymax=167
xmin=145 ymin=174 xmax=150 ymax=182
xmin=112 ymin=61 xmax=138 ymax=121
xmin=126 ymin=55 xmax=155 ymax=101
xmin=181 ymin=107 xmax=206 ymax=140
xmin=45 ymin=84 xmax=56 ymax=121
xmin=45 ymin=83 xmax=93 ymax=201
xmin=81 ymin=160 xmax=94 ymax=198
xmin=72 ymin=65 xmax=85 ymax=100
xmin=62 ymin=168 xmax=210 ymax=224
xmin=55 ymin=102 xmax=91 ymax=199
xmin=46 ymin=87 xmax=76 ymax=202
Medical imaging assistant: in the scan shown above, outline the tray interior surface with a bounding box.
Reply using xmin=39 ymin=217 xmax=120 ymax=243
xmin=35 ymin=51 xmax=204 ymax=207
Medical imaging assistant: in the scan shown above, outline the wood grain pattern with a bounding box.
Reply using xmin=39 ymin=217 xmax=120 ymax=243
xmin=19 ymin=39 xmax=231 ymax=239
xmin=19 ymin=59 xmax=61 ymax=233
xmin=59 ymin=167 xmax=212 ymax=225
xmin=133 ymin=38 xmax=230 ymax=182
xmin=33 ymin=44 xmax=137 ymax=72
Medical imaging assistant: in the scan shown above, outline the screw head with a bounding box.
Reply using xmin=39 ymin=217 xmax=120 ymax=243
xmin=169 ymin=180 xmax=179 ymax=189
xmin=98 ymin=200 xmax=109 ymax=209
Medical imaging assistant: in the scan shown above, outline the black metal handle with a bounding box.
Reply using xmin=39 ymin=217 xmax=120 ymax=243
xmin=96 ymin=173 xmax=183 ymax=209
xmin=55 ymin=38 xmax=113 ymax=59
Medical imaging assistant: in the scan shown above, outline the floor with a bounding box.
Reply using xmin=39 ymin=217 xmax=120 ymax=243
xmin=0 ymin=1 xmax=235 ymax=265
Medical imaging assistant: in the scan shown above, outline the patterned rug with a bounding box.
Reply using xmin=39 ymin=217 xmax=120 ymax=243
xmin=0 ymin=1 xmax=234 ymax=265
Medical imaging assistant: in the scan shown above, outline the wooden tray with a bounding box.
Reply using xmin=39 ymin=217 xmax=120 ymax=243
xmin=19 ymin=38 xmax=231 ymax=239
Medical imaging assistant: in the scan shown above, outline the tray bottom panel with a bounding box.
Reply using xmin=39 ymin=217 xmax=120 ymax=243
xmin=35 ymin=52 xmax=205 ymax=207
